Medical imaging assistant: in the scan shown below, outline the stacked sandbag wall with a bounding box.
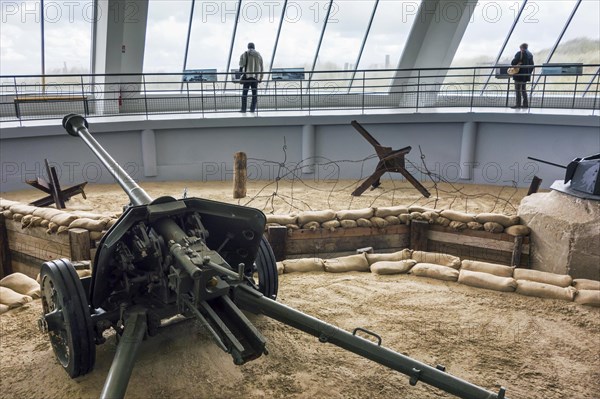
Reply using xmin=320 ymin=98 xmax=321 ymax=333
xmin=265 ymin=206 xmax=531 ymax=237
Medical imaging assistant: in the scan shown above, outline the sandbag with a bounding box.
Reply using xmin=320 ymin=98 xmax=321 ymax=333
xmin=297 ymin=210 xmax=336 ymax=225
xmin=398 ymin=214 xmax=410 ymax=225
xmin=366 ymin=249 xmax=412 ymax=265
xmin=467 ymin=222 xmax=484 ymax=230
xmin=276 ymin=262 xmax=284 ymax=275
xmin=336 ymin=208 xmax=373 ymax=221
xmin=434 ymin=216 xmax=451 ymax=227
xmin=70 ymin=210 xmax=111 ymax=220
xmin=286 ymin=224 xmax=300 ymax=231
xmin=282 ymin=258 xmax=324 ymax=273
xmin=76 ymin=269 xmax=92 ymax=279
xmin=9 ymin=204 xmax=37 ymax=215
xmin=0 ymin=286 xmax=33 ymax=309
xmin=458 ymin=269 xmax=517 ymax=292
xmin=516 ymin=280 xmax=576 ymax=301
xmin=0 ymin=273 xmax=41 ymax=298
xmin=440 ymin=210 xmax=475 ymax=223
xmin=90 ymin=231 xmax=105 ymax=241
xmin=266 ymin=214 xmax=298 ymax=225
xmin=106 ymin=218 xmax=118 ymax=229
xmin=57 ymin=226 xmax=69 ymax=234
xmin=384 ymin=215 xmax=401 ymax=225
xmin=421 ymin=211 xmax=438 ymax=223
xmin=370 ymin=260 xmax=417 ymax=275
xmin=322 ymin=220 xmax=340 ymax=230
xmin=0 ymin=303 xmax=8 ymax=314
xmin=356 ymin=218 xmax=372 ymax=227
xmin=411 ymin=263 xmax=459 ymax=281
xmin=46 ymin=222 xmax=59 ymax=234
xmin=513 ymin=269 xmax=572 ymax=288
xmin=505 ymin=225 xmax=530 ymax=236
xmin=374 ymin=206 xmax=409 ymax=218
xmin=2 ymin=210 xmax=13 ymax=219
xmin=574 ymin=290 xmax=600 ymax=307
xmin=370 ymin=217 xmax=388 ymax=228
xmin=408 ymin=206 xmax=438 ymax=213
xmin=484 ymin=222 xmax=504 ymax=233
xmin=461 ymin=260 xmax=514 ymax=278
xmin=409 ymin=212 xmax=424 ymax=221
xmin=50 ymin=213 xmax=78 ymax=227
xmin=573 ymin=279 xmax=600 ymax=291
xmin=323 ymin=254 xmax=369 ymax=273
xmin=40 ymin=219 xmax=50 ymax=228
xmin=412 ymin=251 xmax=461 ymax=269
xmin=475 ymin=213 xmax=520 ymax=228
xmin=12 ymin=213 xmax=23 ymax=221
xmin=449 ymin=221 xmax=467 ymax=230
xmin=69 ymin=217 xmax=110 ymax=232
xmin=30 ymin=216 xmax=43 ymax=227
xmin=21 ymin=214 xmax=34 ymax=228
xmin=340 ymin=219 xmax=358 ymax=228
xmin=0 ymin=198 xmax=20 ymax=210
xmin=32 ymin=207 xmax=65 ymax=220
xmin=301 ymin=221 xmax=321 ymax=231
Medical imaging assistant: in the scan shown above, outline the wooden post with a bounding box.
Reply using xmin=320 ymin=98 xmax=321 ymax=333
xmin=69 ymin=228 xmax=91 ymax=261
xmin=233 ymin=152 xmax=247 ymax=199
xmin=527 ymin=176 xmax=543 ymax=196
xmin=410 ymin=220 xmax=429 ymax=252
xmin=511 ymin=235 xmax=524 ymax=267
xmin=267 ymin=226 xmax=288 ymax=261
xmin=0 ymin=214 xmax=12 ymax=278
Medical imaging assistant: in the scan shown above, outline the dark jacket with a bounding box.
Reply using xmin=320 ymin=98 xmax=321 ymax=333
xmin=511 ymin=49 xmax=534 ymax=82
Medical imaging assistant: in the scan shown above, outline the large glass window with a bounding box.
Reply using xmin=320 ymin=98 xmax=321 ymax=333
xmin=231 ymin=0 xmax=284 ymax=73
xmin=312 ymin=1 xmax=376 ymax=90
xmin=354 ymin=0 xmax=421 ymax=92
xmin=143 ymin=0 xmax=191 ymax=73
xmin=271 ymin=1 xmax=329 ymax=70
xmin=452 ymin=0 xmax=525 ymax=67
xmin=498 ymin=0 xmax=578 ymax=64
xmin=186 ymin=0 xmax=238 ymax=75
xmin=0 ymin=0 xmax=43 ymax=76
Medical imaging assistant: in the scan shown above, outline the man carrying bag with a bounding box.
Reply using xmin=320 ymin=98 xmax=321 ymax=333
xmin=239 ymin=42 xmax=264 ymax=113
xmin=510 ymin=43 xmax=534 ymax=109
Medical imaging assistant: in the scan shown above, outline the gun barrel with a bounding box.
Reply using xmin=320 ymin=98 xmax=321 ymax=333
xmin=62 ymin=114 xmax=152 ymax=206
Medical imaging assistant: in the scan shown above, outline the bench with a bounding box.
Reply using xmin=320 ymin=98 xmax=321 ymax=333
xmin=14 ymin=95 xmax=89 ymax=119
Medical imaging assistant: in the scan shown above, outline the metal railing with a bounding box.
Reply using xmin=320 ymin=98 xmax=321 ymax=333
xmin=1 ymin=64 xmax=598 ymax=124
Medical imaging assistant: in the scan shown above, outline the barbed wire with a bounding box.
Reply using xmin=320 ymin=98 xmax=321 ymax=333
xmin=240 ymin=138 xmax=522 ymax=215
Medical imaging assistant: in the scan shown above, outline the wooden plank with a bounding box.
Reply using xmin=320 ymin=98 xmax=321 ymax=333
xmin=6 ymin=229 xmax=70 ymax=260
xmin=69 ymin=228 xmax=91 ymax=261
xmin=511 ymin=236 xmax=525 ymax=267
xmin=9 ymin=251 xmax=45 ymax=279
xmin=289 ymin=224 xmax=409 ymax=240
xmin=5 ymin=219 xmax=70 ymax=245
xmin=425 ymin=241 xmax=528 ymax=266
xmin=427 ymin=230 xmax=530 ymax=255
xmin=233 ymin=152 xmax=247 ymax=199
xmin=429 ymin=224 xmax=530 ymax=244
xmin=410 ymin=220 xmax=429 ymax=251
xmin=0 ymin=214 xmax=12 ymax=278
xmin=286 ymin=233 xmax=410 ymax=257
xmin=267 ymin=226 xmax=287 ymax=261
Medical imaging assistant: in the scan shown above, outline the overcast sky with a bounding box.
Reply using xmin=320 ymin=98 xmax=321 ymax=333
xmin=1 ymin=0 xmax=598 ymax=76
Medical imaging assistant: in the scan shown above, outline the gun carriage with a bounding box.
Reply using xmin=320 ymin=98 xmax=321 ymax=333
xmin=38 ymin=114 xmax=508 ymax=399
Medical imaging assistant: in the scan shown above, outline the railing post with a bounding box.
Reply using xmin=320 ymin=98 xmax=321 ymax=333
xmin=541 ymin=76 xmax=546 ymax=109
xmin=362 ymin=71 xmax=365 ymax=114
xmin=470 ymin=67 xmax=476 ymax=111
xmin=13 ymin=76 xmax=22 ymax=126
xmin=415 ymin=70 xmax=420 ymax=111
xmin=143 ymin=75 xmax=148 ymax=120
xmin=200 ymin=79 xmax=205 ymax=117
xmin=572 ymin=75 xmax=579 ymax=109
xmin=80 ymin=75 xmax=87 ymax=116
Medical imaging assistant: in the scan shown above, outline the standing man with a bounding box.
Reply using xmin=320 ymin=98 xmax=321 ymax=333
xmin=511 ymin=43 xmax=534 ymax=109
xmin=240 ymin=42 xmax=264 ymax=113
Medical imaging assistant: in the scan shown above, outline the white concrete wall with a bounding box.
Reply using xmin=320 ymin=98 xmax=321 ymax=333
xmin=1 ymin=111 xmax=598 ymax=193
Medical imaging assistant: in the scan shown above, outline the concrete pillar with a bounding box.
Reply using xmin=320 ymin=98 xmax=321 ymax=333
xmin=392 ymin=0 xmax=478 ymax=105
xmin=141 ymin=129 xmax=158 ymax=177
xmin=459 ymin=121 xmax=477 ymax=180
xmin=92 ymin=1 xmax=149 ymax=113
xmin=302 ymin=125 xmax=316 ymax=174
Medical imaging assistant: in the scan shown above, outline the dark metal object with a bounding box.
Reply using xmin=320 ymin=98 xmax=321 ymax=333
xmin=38 ymin=114 xmax=508 ymax=399
xmin=351 ymin=120 xmax=430 ymax=197
xmin=528 ymin=154 xmax=600 ymax=197
xmin=26 ymin=159 xmax=87 ymax=208
xmin=526 ymin=176 xmax=543 ymax=196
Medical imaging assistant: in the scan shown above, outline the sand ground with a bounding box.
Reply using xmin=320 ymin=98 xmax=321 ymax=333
xmin=2 ymin=180 xmax=598 ymax=399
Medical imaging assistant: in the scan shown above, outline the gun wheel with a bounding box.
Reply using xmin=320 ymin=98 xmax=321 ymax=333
xmin=254 ymin=236 xmax=279 ymax=299
xmin=40 ymin=259 xmax=96 ymax=378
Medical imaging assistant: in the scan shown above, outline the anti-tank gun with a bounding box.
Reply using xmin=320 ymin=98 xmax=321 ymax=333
xmin=38 ymin=114 xmax=509 ymax=399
